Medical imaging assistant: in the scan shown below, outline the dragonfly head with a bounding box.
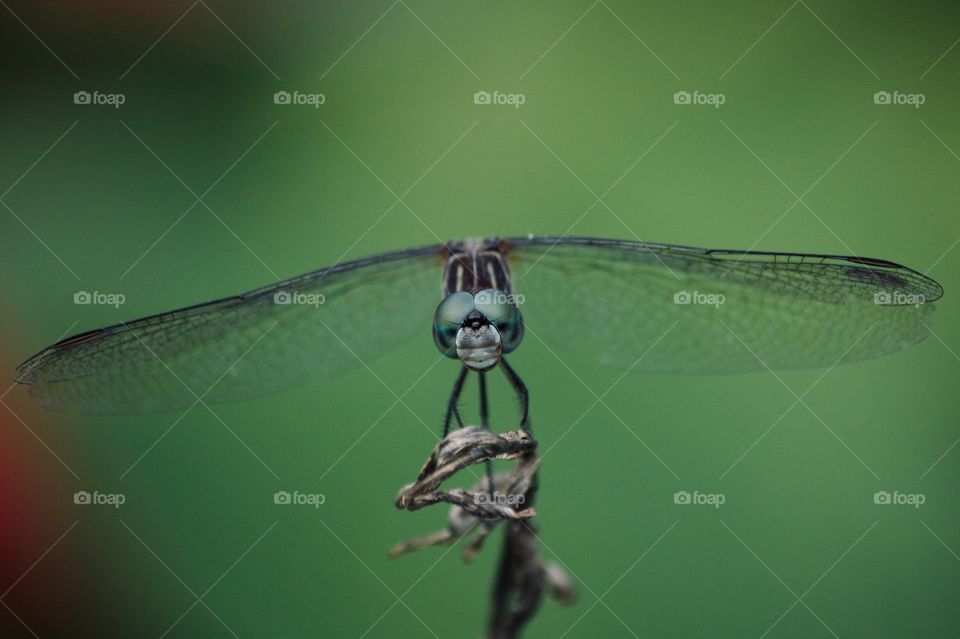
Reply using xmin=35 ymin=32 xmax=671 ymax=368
xmin=433 ymin=289 xmax=524 ymax=372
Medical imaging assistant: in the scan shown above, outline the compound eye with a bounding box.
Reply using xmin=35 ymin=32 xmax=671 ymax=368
xmin=435 ymin=292 xmax=474 ymax=327
xmin=473 ymin=288 xmax=513 ymax=323
xmin=497 ymin=311 xmax=524 ymax=354
xmin=474 ymin=289 xmax=523 ymax=354
xmin=433 ymin=292 xmax=474 ymax=357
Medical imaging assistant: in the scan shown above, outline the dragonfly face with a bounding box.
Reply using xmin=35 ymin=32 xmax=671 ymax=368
xmin=433 ymin=289 xmax=524 ymax=371
xmin=433 ymin=239 xmax=525 ymax=372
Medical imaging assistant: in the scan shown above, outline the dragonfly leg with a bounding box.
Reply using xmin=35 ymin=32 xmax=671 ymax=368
xmin=443 ymin=366 xmax=469 ymax=438
xmin=452 ymin=405 xmax=465 ymax=429
xmin=478 ymin=371 xmax=495 ymax=492
xmin=499 ymin=357 xmax=530 ymax=434
xmin=478 ymin=371 xmax=489 ymax=428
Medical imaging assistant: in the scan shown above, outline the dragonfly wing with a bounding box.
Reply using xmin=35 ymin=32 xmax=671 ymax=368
xmin=506 ymin=236 xmax=942 ymax=374
xmin=17 ymin=245 xmax=446 ymax=413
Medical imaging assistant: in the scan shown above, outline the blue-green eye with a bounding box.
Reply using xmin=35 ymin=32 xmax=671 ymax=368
xmin=433 ymin=292 xmax=474 ymax=357
xmin=435 ymin=292 xmax=474 ymax=326
xmin=473 ymin=289 xmax=511 ymax=323
xmin=496 ymin=309 xmax=524 ymax=354
xmin=474 ymin=289 xmax=524 ymax=354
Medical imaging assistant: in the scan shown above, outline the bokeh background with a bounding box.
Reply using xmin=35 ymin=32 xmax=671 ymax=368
xmin=1 ymin=1 xmax=959 ymax=637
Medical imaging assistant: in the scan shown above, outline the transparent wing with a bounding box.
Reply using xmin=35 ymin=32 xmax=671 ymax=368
xmin=17 ymin=245 xmax=446 ymax=413
xmin=506 ymin=236 xmax=943 ymax=374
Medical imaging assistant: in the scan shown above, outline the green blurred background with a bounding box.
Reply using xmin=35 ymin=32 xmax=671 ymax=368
xmin=1 ymin=1 xmax=959 ymax=637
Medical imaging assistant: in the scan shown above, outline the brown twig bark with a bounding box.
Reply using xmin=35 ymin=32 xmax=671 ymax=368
xmin=390 ymin=426 xmax=576 ymax=638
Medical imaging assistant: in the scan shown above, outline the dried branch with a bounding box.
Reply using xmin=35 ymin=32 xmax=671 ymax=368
xmin=390 ymin=426 xmax=576 ymax=638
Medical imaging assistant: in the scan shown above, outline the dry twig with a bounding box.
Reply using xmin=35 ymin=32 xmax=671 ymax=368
xmin=390 ymin=426 xmax=576 ymax=638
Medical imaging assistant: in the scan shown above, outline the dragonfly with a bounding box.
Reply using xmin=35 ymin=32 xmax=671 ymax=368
xmin=16 ymin=236 xmax=943 ymax=438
